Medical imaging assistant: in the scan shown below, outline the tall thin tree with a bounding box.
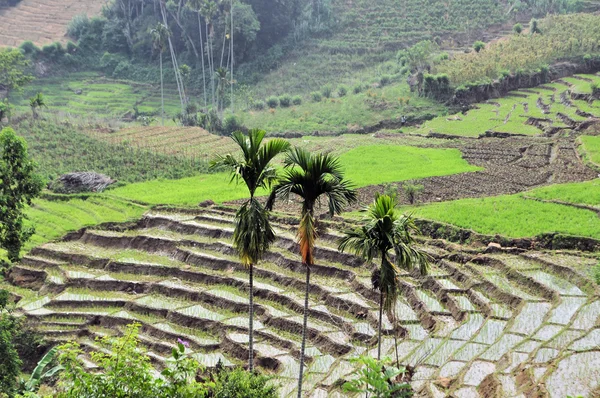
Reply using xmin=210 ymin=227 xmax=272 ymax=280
xmin=150 ymin=22 xmax=170 ymax=126
xmin=338 ymin=194 xmax=430 ymax=360
xmin=211 ymin=130 xmax=290 ymax=371
xmin=268 ymin=148 xmax=356 ymax=398
xmin=188 ymin=0 xmax=208 ymax=109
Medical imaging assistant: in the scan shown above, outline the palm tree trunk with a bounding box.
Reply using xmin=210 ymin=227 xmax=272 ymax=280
xmin=377 ymin=290 xmax=383 ymax=361
xmin=249 ymin=262 xmax=254 ymax=372
xmin=198 ymin=12 xmax=207 ymax=109
xmin=160 ymin=53 xmax=164 ymax=126
xmin=230 ymin=0 xmax=234 ymax=113
xmin=296 ymin=265 xmax=310 ymax=398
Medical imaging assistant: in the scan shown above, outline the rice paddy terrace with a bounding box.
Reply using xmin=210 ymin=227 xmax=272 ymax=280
xmin=0 ymin=0 xmax=104 ymax=47
xmin=5 ymin=206 xmax=600 ymax=397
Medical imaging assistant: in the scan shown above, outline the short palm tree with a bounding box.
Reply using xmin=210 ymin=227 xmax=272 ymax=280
xmin=338 ymin=194 xmax=430 ymax=361
xmin=150 ymin=23 xmax=170 ymax=126
xmin=29 ymin=92 xmax=46 ymax=119
xmin=210 ymin=129 xmax=290 ymax=371
xmin=267 ymin=148 xmax=356 ymax=398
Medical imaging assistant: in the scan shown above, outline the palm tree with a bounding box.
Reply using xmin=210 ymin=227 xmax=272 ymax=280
xmin=29 ymin=92 xmax=46 ymax=119
xmin=150 ymin=22 xmax=170 ymax=126
xmin=187 ymin=0 xmax=208 ymax=109
xmin=267 ymin=148 xmax=357 ymax=398
xmin=338 ymin=194 xmax=430 ymax=361
xmin=215 ymin=67 xmax=228 ymax=114
xmin=202 ymin=0 xmax=218 ymax=108
xmin=211 ymin=129 xmax=290 ymax=371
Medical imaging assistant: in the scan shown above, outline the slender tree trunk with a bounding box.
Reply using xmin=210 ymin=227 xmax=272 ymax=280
xmin=160 ymin=53 xmax=164 ymax=126
xmin=230 ymin=0 xmax=234 ymax=113
xmin=249 ymin=262 xmax=254 ymax=372
xmin=377 ymin=290 xmax=383 ymax=361
xmin=297 ymin=265 xmax=310 ymax=398
xmin=198 ymin=12 xmax=207 ymax=109
xmin=220 ymin=15 xmax=227 ymax=68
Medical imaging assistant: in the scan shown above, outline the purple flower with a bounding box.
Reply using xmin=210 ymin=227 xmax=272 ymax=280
xmin=177 ymin=338 xmax=190 ymax=348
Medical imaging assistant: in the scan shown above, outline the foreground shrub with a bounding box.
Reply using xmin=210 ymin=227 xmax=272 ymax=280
xmin=473 ymin=41 xmax=485 ymax=53
xmin=353 ymin=84 xmax=363 ymax=94
xmin=53 ymin=323 xmax=278 ymax=398
xmin=310 ymin=91 xmax=322 ymax=102
xmin=337 ymin=84 xmax=348 ymax=97
xmin=343 ymin=356 xmax=413 ymax=397
xmin=279 ymin=94 xmax=292 ymax=107
xmin=252 ymin=100 xmax=266 ymax=110
xmin=292 ymin=95 xmax=302 ymax=105
xmin=266 ymin=96 xmax=279 ymax=108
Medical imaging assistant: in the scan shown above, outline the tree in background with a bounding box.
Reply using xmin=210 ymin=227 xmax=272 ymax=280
xmin=29 ymin=92 xmax=46 ymax=119
xmin=0 ymin=128 xmax=44 ymax=263
xmin=211 ymin=129 xmax=290 ymax=371
xmin=0 ymin=48 xmax=34 ymax=112
xmin=268 ymin=148 xmax=356 ymax=397
xmin=339 ymin=194 xmax=429 ymax=360
xmin=150 ymin=22 xmax=170 ymax=126
xmin=188 ymin=0 xmax=209 ymax=109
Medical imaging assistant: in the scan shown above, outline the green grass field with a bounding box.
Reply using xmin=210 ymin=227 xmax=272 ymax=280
xmin=525 ymin=180 xmax=600 ymax=208
xmin=109 ymin=145 xmax=479 ymax=205
xmin=0 ymin=195 xmax=147 ymax=261
xmin=580 ymin=135 xmax=600 ymax=167
xmin=338 ymin=145 xmax=480 ymax=187
xmin=240 ymin=83 xmax=445 ymax=132
xmin=400 ymin=194 xmax=600 ymax=238
xmin=12 ymin=72 xmax=182 ymax=118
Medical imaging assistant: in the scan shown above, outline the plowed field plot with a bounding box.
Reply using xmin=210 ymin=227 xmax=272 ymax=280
xmin=0 ymin=0 xmax=103 ymax=47
xmin=4 ymin=206 xmax=600 ymax=397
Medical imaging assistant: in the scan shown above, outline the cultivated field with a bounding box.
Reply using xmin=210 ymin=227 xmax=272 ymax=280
xmin=0 ymin=0 xmax=104 ymax=47
xmin=6 ymin=206 xmax=600 ymax=397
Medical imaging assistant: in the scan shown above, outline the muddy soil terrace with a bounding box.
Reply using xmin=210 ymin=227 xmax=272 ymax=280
xmin=6 ymin=207 xmax=600 ymax=397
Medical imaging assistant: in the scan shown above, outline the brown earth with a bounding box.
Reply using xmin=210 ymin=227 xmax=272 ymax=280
xmin=0 ymin=0 xmax=104 ymax=48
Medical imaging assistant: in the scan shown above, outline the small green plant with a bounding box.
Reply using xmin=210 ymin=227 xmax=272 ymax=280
xmin=342 ymin=356 xmax=413 ymax=398
xmin=379 ymin=75 xmax=391 ymax=87
xmin=591 ymin=82 xmax=599 ymax=98
xmin=266 ymin=96 xmax=279 ymax=108
xmin=310 ymin=91 xmax=322 ymax=102
xmin=19 ymin=346 xmax=63 ymax=394
xmin=321 ymin=84 xmax=333 ymax=98
xmin=337 ymin=84 xmax=349 ymax=97
xmin=473 ymin=41 xmax=485 ymax=53
xmin=592 ymin=263 xmax=600 ymax=285
xmin=210 ymin=367 xmax=278 ymax=398
xmin=353 ymin=84 xmax=363 ymax=94
xmin=513 ymin=23 xmax=523 ymax=34
xmin=403 ymin=181 xmax=424 ymax=205
xmin=292 ymin=95 xmax=302 ymax=105
xmin=279 ymin=94 xmax=292 ymax=107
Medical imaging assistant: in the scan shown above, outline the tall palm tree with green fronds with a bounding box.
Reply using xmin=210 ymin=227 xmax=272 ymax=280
xmin=267 ymin=148 xmax=356 ymax=398
xmin=211 ymin=129 xmax=290 ymax=371
xmin=150 ymin=22 xmax=170 ymax=126
xmin=339 ymin=194 xmax=430 ymax=361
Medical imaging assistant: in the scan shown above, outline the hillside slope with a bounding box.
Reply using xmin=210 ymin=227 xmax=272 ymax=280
xmin=0 ymin=0 xmax=104 ymax=47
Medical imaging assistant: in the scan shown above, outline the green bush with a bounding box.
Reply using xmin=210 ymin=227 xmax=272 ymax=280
xmin=473 ymin=41 xmax=485 ymax=52
xmin=211 ymin=367 xmax=278 ymax=398
xmin=311 ymin=91 xmax=322 ymax=102
xmin=292 ymin=95 xmax=302 ymax=105
xmin=266 ymin=96 xmax=279 ymax=108
xmin=279 ymin=94 xmax=292 ymax=107
xmin=253 ymin=100 xmax=266 ymax=110
xmin=337 ymin=84 xmax=349 ymax=97
xmin=321 ymin=84 xmax=333 ymax=98
xmin=223 ymin=114 xmax=244 ymax=135
xmin=19 ymin=41 xmax=40 ymax=56
xmin=353 ymin=84 xmax=363 ymax=94
xmin=513 ymin=23 xmax=523 ymax=34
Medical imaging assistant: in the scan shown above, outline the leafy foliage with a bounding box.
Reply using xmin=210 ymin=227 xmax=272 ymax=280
xmin=342 ymin=356 xmax=413 ymax=398
xmin=210 ymin=368 xmax=277 ymax=398
xmin=0 ymin=48 xmax=34 ymax=106
xmin=0 ymin=289 xmax=22 ymax=396
xmin=0 ymin=128 xmax=44 ymax=262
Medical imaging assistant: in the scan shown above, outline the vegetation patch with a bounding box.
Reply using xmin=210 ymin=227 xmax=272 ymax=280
xmin=401 ymin=194 xmax=600 ymax=238
xmin=338 ymin=145 xmax=481 ymax=187
xmin=579 ymin=135 xmax=600 ymax=168
xmin=526 ymin=180 xmax=600 ymax=208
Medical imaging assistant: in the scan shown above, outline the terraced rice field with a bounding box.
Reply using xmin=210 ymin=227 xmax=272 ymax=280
xmin=5 ymin=206 xmax=600 ymax=397
xmin=0 ymin=0 xmax=103 ymax=47
xmin=412 ymin=73 xmax=600 ymax=138
xmin=12 ymin=72 xmax=182 ymax=118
